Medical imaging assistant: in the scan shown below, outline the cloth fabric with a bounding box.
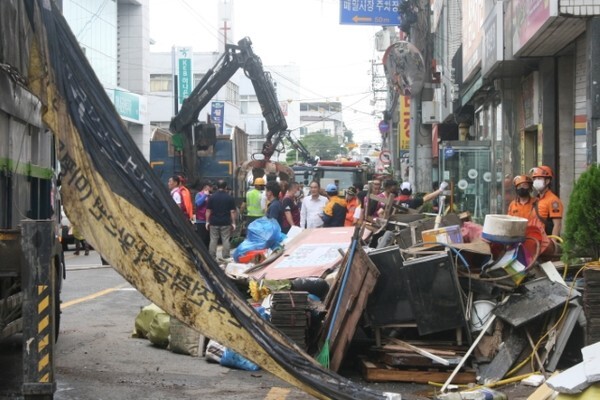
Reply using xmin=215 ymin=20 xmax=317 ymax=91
xmin=394 ymin=194 xmax=424 ymax=209
xmin=322 ymin=196 xmax=347 ymax=227
xmin=180 ymin=186 xmax=193 ymax=220
xmin=207 ymin=190 xmax=236 ymax=226
xmin=300 ymin=195 xmax=328 ymax=228
xmin=246 ymin=188 xmax=264 ymax=217
xmin=171 ymin=187 xmax=183 ymax=208
xmin=266 ymin=198 xmax=284 ymax=228
xmin=195 ymin=192 xmax=209 ymax=222
xmin=209 ymin=225 xmax=232 ymax=259
xmin=281 ymin=195 xmax=300 ymax=234
xmin=345 ymin=196 xmax=359 ymax=226
xmin=195 ymin=222 xmax=210 ymax=248
xmin=507 ymin=196 xmax=537 ymax=219
xmin=536 ymin=190 xmax=563 ymax=220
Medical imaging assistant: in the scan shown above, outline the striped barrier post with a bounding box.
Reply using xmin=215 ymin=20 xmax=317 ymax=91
xmin=21 ymin=220 xmax=56 ymax=399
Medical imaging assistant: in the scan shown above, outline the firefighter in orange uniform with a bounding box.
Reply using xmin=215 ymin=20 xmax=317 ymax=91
xmin=530 ymin=166 xmax=563 ymax=237
xmin=507 ymin=175 xmax=536 ymax=219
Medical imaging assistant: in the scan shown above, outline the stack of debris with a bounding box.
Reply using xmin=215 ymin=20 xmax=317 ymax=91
xmin=217 ymin=196 xmax=596 ymax=399
xmin=270 ymin=291 xmax=310 ymax=350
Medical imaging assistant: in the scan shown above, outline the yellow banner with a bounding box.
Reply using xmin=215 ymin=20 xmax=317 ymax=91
xmin=399 ymin=95 xmax=410 ymax=151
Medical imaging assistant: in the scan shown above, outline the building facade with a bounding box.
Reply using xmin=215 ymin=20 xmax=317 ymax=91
xmin=62 ymin=0 xmax=151 ymax=158
xmin=418 ymin=0 xmax=600 ymax=223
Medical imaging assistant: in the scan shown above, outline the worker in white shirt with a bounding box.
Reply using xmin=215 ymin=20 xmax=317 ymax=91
xmin=300 ymin=180 xmax=328 ymax=229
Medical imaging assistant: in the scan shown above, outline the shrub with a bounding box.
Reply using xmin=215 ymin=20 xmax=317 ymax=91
xmin=562 ymin=164 xmax=600 ymax=262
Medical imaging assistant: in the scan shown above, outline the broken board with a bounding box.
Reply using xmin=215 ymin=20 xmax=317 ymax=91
xmin=494 ymin=278 xmax=577 ymax=328
xmin=360 ymin=358 xmax=475 ymax=384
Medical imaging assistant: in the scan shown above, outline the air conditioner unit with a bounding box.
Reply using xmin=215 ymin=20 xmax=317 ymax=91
xmin=421 ymin=101 xmax=441 ymax=124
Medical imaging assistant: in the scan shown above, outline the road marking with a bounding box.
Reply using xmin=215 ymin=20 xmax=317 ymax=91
xmin=61 ymin=283 xmax=130 ymax=309
xmin=265 ymin=387 xmax=290 ymax=399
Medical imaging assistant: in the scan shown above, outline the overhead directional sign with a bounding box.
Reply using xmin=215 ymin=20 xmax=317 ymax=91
xmin=339 ymin=0 xmax=402 ymax=26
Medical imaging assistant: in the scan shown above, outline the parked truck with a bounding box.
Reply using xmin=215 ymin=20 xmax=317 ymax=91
xmin=0 ymin=64 xmax=65 ymax=398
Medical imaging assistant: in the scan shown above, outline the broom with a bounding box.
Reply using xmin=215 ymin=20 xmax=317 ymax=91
xmin=315 ymin=224 xmax=360 ymax=368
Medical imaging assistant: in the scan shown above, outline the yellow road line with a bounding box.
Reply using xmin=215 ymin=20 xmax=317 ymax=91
xmin=265 ymin=387 xmax=291 ymax=399
xmin=61 ymin=283 xmax=130 ymax=309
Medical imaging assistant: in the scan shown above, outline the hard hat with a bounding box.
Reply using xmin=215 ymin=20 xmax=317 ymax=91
xmin=513 ymin=175 xmax=532 ymax=187
xmin=529 ymin=165 xmax=553 ymax=179
xmin=326 ymin=183 xmax=338 ymax=193
xmin=253 ymin=177 xmax=266 ymax=186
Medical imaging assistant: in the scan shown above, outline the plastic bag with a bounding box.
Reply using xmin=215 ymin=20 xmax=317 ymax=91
xmin=169 ymin=318 xmax=202 ymax=356
xmin=219 ymin=348 xmax=260 ymax=371
xmin=147 ymin=312 xmax=170 ymax=348
xmin=233 ymin=217 xmax=286 ymax=262
xmin=133 ymin=303 xmax=165 ymax=338
xmin=205 ymin=339 xmax=225 ymax=363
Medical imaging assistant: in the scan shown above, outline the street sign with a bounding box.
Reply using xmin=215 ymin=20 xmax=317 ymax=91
xmin=378 ymin=120 xmax=390 ymax=134
xmin=379 ymin=150 xmax=391 ymax=164
xmin=340 ymin=0 xmax=402 ymax=26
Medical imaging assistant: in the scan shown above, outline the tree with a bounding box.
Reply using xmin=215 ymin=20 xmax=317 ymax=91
xmin=562 ymin=164 xmax=600 ymax=262
xmin=285 ymin=132 xmax=347 ymax=164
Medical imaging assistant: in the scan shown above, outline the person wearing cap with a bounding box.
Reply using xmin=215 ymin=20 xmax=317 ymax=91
xmin=507 ymin=175 xmax=536 ymax=219
xmin=394 ymin=180 xmax=448 ymax=210
xmin=344 ymin=186 xmax=359 ymax=226
xmin=530 ymin=165 xmax=563 ymax=236
xmin=300 ymin=180 xmax=328 ymax=229
xmin=321 ymin=183 xmax=347 ymax=227
xmin=242 ymin=177 xmax=266 ymax=225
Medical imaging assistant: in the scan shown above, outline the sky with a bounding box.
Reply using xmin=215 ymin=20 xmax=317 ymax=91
xmin=148 ymin=0 xmax=385 ymax=144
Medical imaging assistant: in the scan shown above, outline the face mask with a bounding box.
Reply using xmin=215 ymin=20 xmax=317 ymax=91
xmin=533 ymin=179 xmax=546 ymax=191
xmin=516 ymin=188 xmax=530 ymax=197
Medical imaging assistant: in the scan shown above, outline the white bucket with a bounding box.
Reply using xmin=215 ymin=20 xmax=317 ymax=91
xmin=470 ymin=300 xmax=496 ymax=333
xmin=482 ymin=214 xmax=528 ymax=243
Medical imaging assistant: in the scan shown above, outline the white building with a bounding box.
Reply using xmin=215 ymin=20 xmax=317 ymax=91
xmin=61 ymin=0 xmax=151 ymax=158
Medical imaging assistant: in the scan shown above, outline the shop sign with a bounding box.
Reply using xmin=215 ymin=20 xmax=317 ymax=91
xmin=512 ymin=0 xmax=558 ymax=56
xmin=462 ymin=0 xmax=484 ymax=82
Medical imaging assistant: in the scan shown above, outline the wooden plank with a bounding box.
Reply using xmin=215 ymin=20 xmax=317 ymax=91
xmin=360 ymin=358 xmax=475 ymax=384
xmin=324 ymin=246 xmax=380 ymax=372
xmin=527 ymin=373 xmax=558 ymax=400
xmin=384 ymin=339 xmax=449 ymax=366
xmin=478 ymin=331 xmax=527 ymax=384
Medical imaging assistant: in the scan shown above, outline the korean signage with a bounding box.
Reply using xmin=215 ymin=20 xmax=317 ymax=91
xmin=173 ymin=46 xmax=193 ymax=112
xmin=106 ymin=88 xmax=144 ymax=124
xmin=399 ymin=95 xmax=410 ymax=151
xmin=339 ymin=0 xmax=402 ymax=26
xmin=211 ymin=101 xmax=224 ymax=135
xmin=482 ymin=2 xmax=503 ymax=77
xmin=462 ymin=0 xmax=484 ymax=82
xmin=512 ymin=0 xmax=557 ymax=56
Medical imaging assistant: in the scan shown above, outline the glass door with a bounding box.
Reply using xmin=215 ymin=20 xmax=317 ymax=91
xmin=439 ymin=141 xmax=492 ymax=224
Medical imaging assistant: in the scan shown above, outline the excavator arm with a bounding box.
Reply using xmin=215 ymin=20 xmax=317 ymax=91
xmin=169 ymin=37 xmax=294 ymax=186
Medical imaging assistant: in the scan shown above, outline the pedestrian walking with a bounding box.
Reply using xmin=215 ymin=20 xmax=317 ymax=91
xmin=265 ymin=181 xmax=284 ymax=228
xmin=300 ymin=180 xmax=328 ymax=229
xmin=281 ymin=181 xmax=300 ymax=234
xmin=206 ymin=180 xmax=237 ymax=261
xmin=194 ymin=182 xmax=211 ymax=248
